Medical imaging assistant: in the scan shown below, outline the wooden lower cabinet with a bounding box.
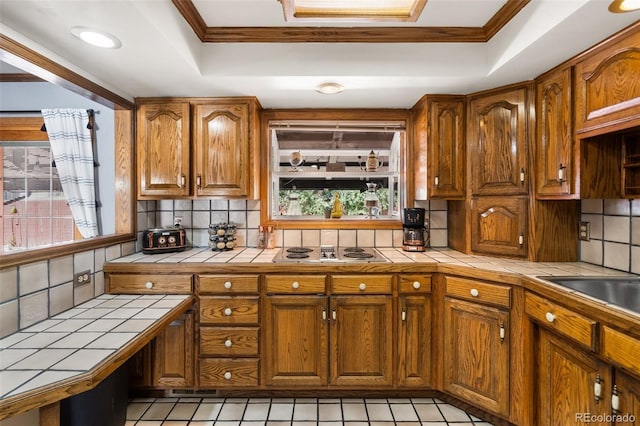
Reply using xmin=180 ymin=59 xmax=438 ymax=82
xmin=264 ymin=295 xmax=328 ymax=386
xmin=614 ymin=371 xmax=640 ymax=422
xmin=263 ymin=293 xmax=393 ymax=388
xmin=443 ymin=297 xmax=510 ymax=417
xmin=330 ymin=295 xmax=393 ymax=386
xmin=129 ymin=310 xmax=195 ymax=389
xmin=398 ymin=295 xmax=431 ymax=387
xmin=536 ymin=328 xmax=611 ymax=425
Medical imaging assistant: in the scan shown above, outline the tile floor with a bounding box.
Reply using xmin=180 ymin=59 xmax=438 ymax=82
xmin=125 ymin=397 xmax=497 ymax=425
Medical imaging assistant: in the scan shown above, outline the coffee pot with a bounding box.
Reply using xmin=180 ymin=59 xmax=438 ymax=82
xmin=364 ymin=150 xmax=382 ymax=172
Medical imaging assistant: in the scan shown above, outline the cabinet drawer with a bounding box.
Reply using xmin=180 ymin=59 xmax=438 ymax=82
xmin=198 ymin=275 xmax=259 ymax=294
xmin=200 ymin=297 xmax=259 ymax=324
xmin=525 ymin=292 xmax=597 ymax=349
xmin=331 ymin=275 xmax=393 ymax=294
xmin=445 ymin=276 xmax=511 ymax=308
xmin=399 ymin=275 xmax=432 ymax=293
xmin=200 ymin=327 xmax=259 ymax=357
xmin=602 ymin=326 xmax=640 ymax=376
xmin=108 ymin=274 xmax=192 ymax=294
xmin=265 ymin=275 xmax=326 ymax=294
xmin=199 ymin=358 xmax=259 ymax=387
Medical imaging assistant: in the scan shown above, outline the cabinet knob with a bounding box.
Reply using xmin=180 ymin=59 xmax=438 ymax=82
xmin=612 ymin=385 xmax=620 ymax=414
xmin=224 ymin=371 xmax=232 ymax=380
xmin=359 ymin=283 xmax=367 ymax=291
xmin=224 ymin=281 xmax=232 ymax=289
xmin=292 ymin=281 xmax=300 ymax=289
xmin=224 ymin=307 xmax=232 ymax=316
xmin=412 ymin=281 xmax=421 ymax=289
xmin=225 ymin=339 xmax=232 ymax=348
xmin=545 ymin=312 xmax=556 ymax=323
xmin=434 ymin=176 xmax=439 ymax=186
xmin=145 ymin=281 xmax=153 ymax=289
xmin=470 ymin=288 xmax=479 ymax=297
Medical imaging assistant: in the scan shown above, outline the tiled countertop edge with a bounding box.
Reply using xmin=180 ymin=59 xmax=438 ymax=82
xmin=0 ymin=295 xmax=195 ymax=421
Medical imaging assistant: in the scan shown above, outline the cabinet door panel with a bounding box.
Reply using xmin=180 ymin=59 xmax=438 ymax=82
xmin=470 ymin=88 xmax=528 ymax=196
xmin=536 ymin=329 xmax=611 ymax=425
xmin=471 ymin=196 xmax=527 ymax=257
xmin=330 ymin=296 xmax=393 ymax=386
xmin=398 ymin=295 xmax=431 ymax=387
xmin=193 ymin=103 xmax=250 ymax=197
xmin=153 ymin=310 xmax=194 ymax=387
xmin=264 ymin=296 xmax=328 ymax=386
xmin=430 ymin=98 xmax=466 ymax=198
xmin=615 ymin=371 xmax=640 ymax=422
xmin=444 ymin=298 xmax=509 ymax=416
xmin=137 ymin=102 xmax=191 ymax=197
xmin=536 ymin=68 xmax=576 ymax=198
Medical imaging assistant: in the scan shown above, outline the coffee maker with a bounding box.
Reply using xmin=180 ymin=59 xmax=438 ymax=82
xmin=402 ymin=208 xmax=429 ymax=252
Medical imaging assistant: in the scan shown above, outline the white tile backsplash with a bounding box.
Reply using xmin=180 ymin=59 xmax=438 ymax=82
xmin=0 ymin=268 xmax=18 ymax=303
xmin=580 ymin=199 xmax=638 ymax=273
xmin=49 ymin=256 xmax=73 ymax=286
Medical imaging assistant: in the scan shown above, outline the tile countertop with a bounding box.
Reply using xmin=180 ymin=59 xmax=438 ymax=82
xmin=0 ymin=293 xmax=194 ymax=421
xmin=110 ymin=247 xmax=635 ymax=279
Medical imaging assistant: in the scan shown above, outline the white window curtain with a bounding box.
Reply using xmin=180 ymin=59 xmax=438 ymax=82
xmin=42 ymin=108 xmax=98 ymax=238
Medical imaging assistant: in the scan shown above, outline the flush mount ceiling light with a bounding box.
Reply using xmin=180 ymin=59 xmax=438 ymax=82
xmin=279 ymin=0 xmax=428 ymax=22
xmin=316 ymin=82 xmax=344 ymax=94
xmin=609 ymin=0 xmax=640 ymax=12
xmin=71 ymin=26 xmax=122 ymax=48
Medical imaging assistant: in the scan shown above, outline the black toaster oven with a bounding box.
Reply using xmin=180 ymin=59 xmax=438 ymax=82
xmin=142 ymin=227 xmax=189 ymax=254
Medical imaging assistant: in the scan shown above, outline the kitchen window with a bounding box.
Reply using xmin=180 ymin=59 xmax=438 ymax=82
xmin=263 ymin=112 xmax=409 ymax=227
xmin=1 ymin=142 xmax=75 ymax=252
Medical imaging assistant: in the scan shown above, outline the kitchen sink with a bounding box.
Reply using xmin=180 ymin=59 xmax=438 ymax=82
xmin=538 ymin=276 xmax=640 ymax=314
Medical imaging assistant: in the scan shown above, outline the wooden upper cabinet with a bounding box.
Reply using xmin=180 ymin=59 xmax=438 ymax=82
xmin=471 ymin=196 xmax=527 ymax=258
xmin=575 ymin=28 xmax=640 ymax=136
xmin=411 ymin=95 xmax=465 ymax=200
xmin=535 ymin=68 xmax=577 ymax=199
xmin=137 ymin=102 xmax=191 ymax=198
xmin=192 ymin=99 xmax=259 ymax=198
xmin=469 ymin=87 xmax=528 ymax=196
xmin=136 ymin=97 xmax=260 ymax=199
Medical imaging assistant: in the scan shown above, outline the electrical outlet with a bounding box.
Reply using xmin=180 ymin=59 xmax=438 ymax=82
xmin=579 ymin=222 xmax=590 ymax=241
xmin=74 ymin=270 xmax=92 ymax=287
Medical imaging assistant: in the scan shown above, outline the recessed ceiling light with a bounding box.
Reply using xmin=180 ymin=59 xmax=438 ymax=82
xmin=316 ymin=82 xmax=344 ymax=94
xmin=608 ymin=0 xmax=640 ymax=12
xmin=71 ymin=26 xmax=122 ymax=49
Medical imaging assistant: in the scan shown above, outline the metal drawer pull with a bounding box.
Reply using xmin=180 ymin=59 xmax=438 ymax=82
xmin=413 ymin=281 xmax=421 ymax=289
xmin=401 ymin=310 xmax=406 ymax=322
xmin=225 ymin=339 xmax=232 ymax=348
xmin=322 ymin=310 xmax=327 ymax=321
xmin=594 ymin=374 xmax=603 ymax=401
xmin=612 ymin=385 xmax=620 ymax=413
xmin=359 ymin=283 xmax=367 ymax=291
xmin=224 ymin=371 xmax=232 ymax=380
xmin=224 ymin=281 xmax=232 ymax=289
xmin=545 ymin=312 xmax=556 ymax=323
xmin=224 ymin=308 xmax=232 ymax=316
xmin=145 ymin=281 xmax=153 ymax=289
xmin=332 ymin=310 xmax=336 ymax=321
xmin=292 ymin=281 xmax=300 ymax=289
xmin=470 ymin=288 xmax=479 ymax=297
xmin=499 ymin=321 xmax=505 ymax=343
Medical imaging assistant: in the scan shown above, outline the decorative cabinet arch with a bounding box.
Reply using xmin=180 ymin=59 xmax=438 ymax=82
xmin=469 ymin=88 xmax=528 ymax=196
xmin=575 ymin=29 xmax=640 ymax=136
xmin=535 ymin=68 xmax=576 ymax=198
xmin=470 ymin=196 xmax=527 ymax=257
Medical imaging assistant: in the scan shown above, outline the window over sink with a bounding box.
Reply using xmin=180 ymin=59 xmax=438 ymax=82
xmin=262 ymin=111 xmax=410 ymax=228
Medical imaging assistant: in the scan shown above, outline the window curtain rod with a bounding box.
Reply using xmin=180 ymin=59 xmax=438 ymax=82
xmin=0 ymin=109 xmax=95 ymax=131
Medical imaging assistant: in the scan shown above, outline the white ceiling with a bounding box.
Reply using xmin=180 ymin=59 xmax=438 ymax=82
xmin=0 ymin=0 xmax=639 ymax=108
